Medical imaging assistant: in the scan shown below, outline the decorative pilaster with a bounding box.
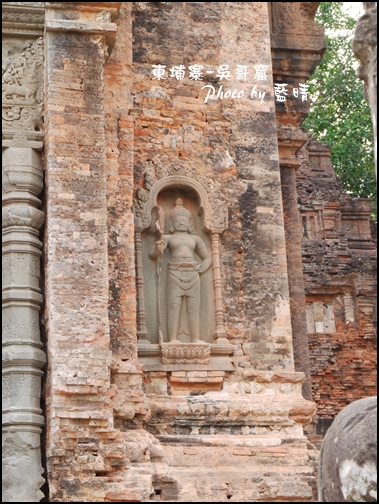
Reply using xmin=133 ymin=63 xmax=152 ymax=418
xmin=43 ymin=4 xmax=121 ymax=500
xmin=211 ymin=232 xmax=231 ymax=351
xmin=2 ymin=138 xmax=46 ymax=502
xmin=280 ymin=164 xmax=312 ymax=399
xmin=2 ymin=4 xmax=45 ymax=501
xmin=135 ymin=229 xmax=149 ymax=343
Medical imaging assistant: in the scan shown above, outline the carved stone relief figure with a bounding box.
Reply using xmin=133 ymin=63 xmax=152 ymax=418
xmin=2 ymin=38 xmax=43 ymax=100
xmin=149 ymin=198 xmax=212 ymax=345
xmin=135 ymin=175 xmax=232 ymax=369
xmin=2 ymin=37 xmax=43 ymax=133
xmin=144 ymin=188 xmax=215 ymax=348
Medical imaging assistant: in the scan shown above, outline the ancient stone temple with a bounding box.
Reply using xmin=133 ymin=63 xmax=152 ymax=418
xmin=2 ymin=2 xmax=376 ymax=502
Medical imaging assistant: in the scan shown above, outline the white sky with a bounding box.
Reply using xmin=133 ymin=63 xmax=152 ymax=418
xmin=342 ymin=2 xmax=364 ymax=18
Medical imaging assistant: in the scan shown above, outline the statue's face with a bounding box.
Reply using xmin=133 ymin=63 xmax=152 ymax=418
xmin=172 ymin=215 xmax=190 ymax=232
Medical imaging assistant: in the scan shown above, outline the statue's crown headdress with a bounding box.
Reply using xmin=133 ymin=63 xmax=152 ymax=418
xmin=171 ymin=198 xmax=191 ymax=219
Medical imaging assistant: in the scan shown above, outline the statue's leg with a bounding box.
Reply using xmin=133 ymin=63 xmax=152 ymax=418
xmin=167 ymin=302 xmax=182 ymax=342
xmin=166 ymin=281 xmax=182 ymax=342
xmin=186 ymin=282 xmax=201 ymax=342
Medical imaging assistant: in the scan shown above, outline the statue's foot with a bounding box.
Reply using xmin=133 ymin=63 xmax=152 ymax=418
xmin=191 ymin=339 xmax=208 ymax=345
xmin=168 ymin=339 xmax=182 ymax=344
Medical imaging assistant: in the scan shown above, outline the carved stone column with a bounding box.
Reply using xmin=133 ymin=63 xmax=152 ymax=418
xmin=2 ymin=4 xmax=46 ymax=501
xmin=211 ymin=232 xmax=228 ymax=341
xmin=210 ymin=227 xmax=232 ymax=354
xmin=2 ymin=139 xmax=46 ymax=502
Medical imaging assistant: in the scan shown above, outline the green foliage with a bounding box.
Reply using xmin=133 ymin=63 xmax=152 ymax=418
xmin=302 ymin=2 xmax=376 ymax=218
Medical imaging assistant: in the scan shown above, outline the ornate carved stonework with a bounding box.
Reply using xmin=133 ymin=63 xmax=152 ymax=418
xmin=2 ymin=139 xmax=46 ymax=502
xmin=147 ymin=371 xmax=316 ymax=435
xmin=2 ymin=37 xmax=43 ymax=136
xmin=2 ymin=317 xmax=40 ymax=344
xmin=2 ymin=373 xmax=42 ymax=399
xmin=2 ymin=13 xmax=45 ymax=497
xmin=2 ymin=2 xmax=45 ymax=36
xmin=2 ymin=252 xmax=40 ymax=276
xmin=161 ymin=342 xmax=211 ymax=365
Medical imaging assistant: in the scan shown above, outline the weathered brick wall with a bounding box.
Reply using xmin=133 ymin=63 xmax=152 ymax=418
xmin=40 ymin=2 xmax=324 ymax=502
xmin=104 ymin=5 xmax=137 ymax=361
xmin=297 ymin=139 xmax=377 ymax=424
xmin=43 ymin=3 xmax=131 ymax=501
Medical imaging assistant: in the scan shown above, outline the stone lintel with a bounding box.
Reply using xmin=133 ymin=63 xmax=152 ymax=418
xmin=45 ymin=18 xmax=118 ymax=35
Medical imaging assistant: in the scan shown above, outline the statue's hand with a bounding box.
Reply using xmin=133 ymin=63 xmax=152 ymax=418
xmin=155 ymin=240 xmax=167 ymax=254
xmin=195 ymin=263 xmax=203 ymax=273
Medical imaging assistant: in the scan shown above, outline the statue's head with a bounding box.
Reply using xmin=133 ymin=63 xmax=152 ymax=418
xmin=170 ymin=198 xmax=192 ymax=233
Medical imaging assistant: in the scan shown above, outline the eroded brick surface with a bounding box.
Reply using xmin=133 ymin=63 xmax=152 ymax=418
xmin=297 ymin=140 xmax=377 ymax=424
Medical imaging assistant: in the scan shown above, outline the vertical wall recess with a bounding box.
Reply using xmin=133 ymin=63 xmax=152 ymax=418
xmin=2 ymin=4 xmax=45 ymax=501
xmin=271 ymin=2 xmax=326 ymax=400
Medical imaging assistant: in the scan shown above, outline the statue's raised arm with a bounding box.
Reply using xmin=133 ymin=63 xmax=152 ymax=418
xmin=149 ymin=238 xmax=167 ymax=260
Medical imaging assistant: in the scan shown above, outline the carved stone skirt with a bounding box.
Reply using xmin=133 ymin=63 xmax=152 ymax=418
xmin=167 ymin=262 xmax=200 ymax=303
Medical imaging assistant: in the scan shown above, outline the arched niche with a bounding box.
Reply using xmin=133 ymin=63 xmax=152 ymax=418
xmin=139 ymin=176 xmax=214 ymax=233
xmin=134 ymin=175 xmax=232 ymax=371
